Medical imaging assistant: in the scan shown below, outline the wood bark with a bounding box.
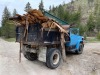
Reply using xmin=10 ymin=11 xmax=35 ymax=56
xmin=60 ymin=32 xmax=66 ymax=62
xmin=9 ymin=9 xmax=69 ymax=35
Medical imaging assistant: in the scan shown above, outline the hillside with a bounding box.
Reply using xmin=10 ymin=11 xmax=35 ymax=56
xmin=66 ymin=0 xmax=100 ymax=24
xmin=48 ymin=0 xmax=100 ymax=36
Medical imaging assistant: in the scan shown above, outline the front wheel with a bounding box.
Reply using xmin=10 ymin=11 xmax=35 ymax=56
xmin=76 ymin=43 xmax=84 ymax=54
xmin=46 ymin=48 xmax=61 ymax=69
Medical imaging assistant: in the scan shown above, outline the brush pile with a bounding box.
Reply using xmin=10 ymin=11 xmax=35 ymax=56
xmin=9 ymin=9 xmax=69 ymax=34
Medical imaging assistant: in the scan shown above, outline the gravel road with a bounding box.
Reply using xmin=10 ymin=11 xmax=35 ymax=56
xmin=0 ymin=38 xmax=100 ymax=75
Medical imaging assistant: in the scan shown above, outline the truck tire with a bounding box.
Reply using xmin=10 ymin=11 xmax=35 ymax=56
xmin=46 ymin=48 xmax=61 ymax=69
xmin=76 ymin=43 xmax=84 ymax=54
xmin=24 ymin=52 xmax=37 ymax=61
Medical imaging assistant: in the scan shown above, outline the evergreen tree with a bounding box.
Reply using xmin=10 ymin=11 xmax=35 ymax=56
xmin=2 ymin=21 xmax=15 ymax=38
xmin=94 ymin=0 xmax=100 ymax=32
xmin=0 ymin=27 xmax=2 ymax=36
xmin=25 ymin=2 xmax=32 ymax=12
xmin=13 ymin=9 xmax=17 ymax=17
xmin=88 ymin=0 xmax=94 ymax=7
xmin=51 ymin=5 xmax=57 ymax=16
xmin=52 ymin=5 xmax=55 ymax=12
xmin=2 ymin=6 xmax=11 ymax=26
xmin=63 ymin=1 xmax=66 ymax=6
xmin=39 ymin=0 xmax=44 ymax=11
xmin=1 ymin=6 xmax=15 ymax=38
xmin=88 ymin=0 xmax=94 ymax=4
xmin=63 ymin=10 xmax=70 ymax=23
xmin=71 ymin=0 xmax=74 ymax=4
xmin=71 ymin=6 xmax=81 ymax=24
xmin=49 ymin=5 xmax=52 ymax=13
xmin=87 ymin=14 xmax=95 ymax=32
xmin=57 ymin=5 xmax=64 ymax=19
xmin=95 ymin=16 xmax=100 ymax=32
xmin=95 ymin=7 xmax=100 ymax=32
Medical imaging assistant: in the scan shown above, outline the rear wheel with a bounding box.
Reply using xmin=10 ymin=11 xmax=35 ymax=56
xmin=46 ymin=48 xmax=61 ymax=69
xmin=24 ymin=52 xmax=37 ymax=61
xmin=76 ymin=43 xmax=84 ymax=54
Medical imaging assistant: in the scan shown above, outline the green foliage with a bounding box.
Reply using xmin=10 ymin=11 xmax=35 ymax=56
xmin=48 ymin=4 xmax=84 ymax=39
xmin=24 ymin=2 xmax=32 ymax=12
xmin=86 ymin=37 xmax=99 ymax=42
xmin=87 ymin=14 xmax=95 ymax=32
xmin=0 ymin=27 xmax=2 ymax=36
xmin=88 ymin=0 xmax=94 ymax=2
xmin=1 ymin=6 xmax=16 ymax=38
xmin=71 ymin=0 xmax=74 ymax=4
xmin=13 ymin=9 xmax=17 ymax=17
xmin=78 ymin=25 xmax=85 ymax=35
xmin=39 ymin=0 xmax=44 ymax=11
xmin=50 ymin=4 xmax=81 ymax=26
xmin=97 ymin=32 xmax=100 ymax=40
xmin=62 ymin=11 xmax=70 ymax=23
xmin=88 ymin=0 xmax=94 ymax=4
xmin=88 ymin=0 xmax=94 ymax=7
xmin=95 ymin=16 xmax=100 ymax=32
xmin=4 ymin=38 xmax=16 ymax=42
xmin=94 ymin=1 xmax=100 ymax=33
xmin=49 ymin=4 xmax=85 ymax=37
xmin=1 ymin=21 xmax=15 ymax=38
xmin=57 ymin=5 xmax=65 ymax=19
xmin=83 ymin=33 xmax=87 ymax=40
xmin=94 ymin=0 xmax=99 ymax=15
xmin=69 ymin=11 xmax=81 ymax=24
xmin=49 ymin=5 xmax=52 ymax=13
xmin=51 ymin=5 xmax=58 ymax=16
xmin=2 ymin=6 xmax=11 ymax=26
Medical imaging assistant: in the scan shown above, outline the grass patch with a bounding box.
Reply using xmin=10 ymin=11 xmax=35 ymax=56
xmin=86 ymin=37 xmax=100 ymax=43
xmin=4 ymin=38 xmax=16 ymax=42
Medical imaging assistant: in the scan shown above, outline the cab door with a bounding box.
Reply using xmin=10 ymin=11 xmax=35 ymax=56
xmin=66 ymin=28 xmax=79 ymax=46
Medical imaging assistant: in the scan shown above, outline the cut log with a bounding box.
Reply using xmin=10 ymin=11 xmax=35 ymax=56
xmin=53 ymin=22 xmax=69 ymax=35
xmin=60 ymin=32 xmax=66 ymax=62
xmin=28 ymin=9 xmax=44 ymax=17
xmin=9 ymin=9 xmax=69 ymax=36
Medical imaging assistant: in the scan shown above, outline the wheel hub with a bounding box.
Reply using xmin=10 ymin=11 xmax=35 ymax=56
xmin=53 ymin=53 xmax=59 ymax=65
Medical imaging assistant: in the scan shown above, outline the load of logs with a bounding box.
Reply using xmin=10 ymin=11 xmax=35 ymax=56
xmin=9 ymin=9 xmax=69 ymax=34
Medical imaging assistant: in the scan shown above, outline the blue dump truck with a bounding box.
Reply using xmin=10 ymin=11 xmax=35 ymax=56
xmin=16 ymin=11 xmax=84 ymax=69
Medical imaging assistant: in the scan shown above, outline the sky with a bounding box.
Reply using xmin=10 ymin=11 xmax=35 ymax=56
xmin=0 ymin=0 xmax=71 ymax=27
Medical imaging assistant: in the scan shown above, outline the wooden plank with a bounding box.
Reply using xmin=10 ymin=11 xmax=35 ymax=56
xmin=19 ymin=39 xmax=22 ymax=63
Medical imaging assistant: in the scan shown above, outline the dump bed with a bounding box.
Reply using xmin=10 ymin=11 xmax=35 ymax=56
xmin=16 ymin=23 xmax=61 ymax=45
xmin=15 ymin=11 xmax=69 ymax=45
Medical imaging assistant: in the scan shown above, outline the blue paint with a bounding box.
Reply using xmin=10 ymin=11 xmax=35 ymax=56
xmin=66 ymin=28 xmax=83 ymax=51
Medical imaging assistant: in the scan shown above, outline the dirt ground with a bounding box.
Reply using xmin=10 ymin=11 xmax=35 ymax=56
xmin=0 ymin=38 xmax=100 ymax=75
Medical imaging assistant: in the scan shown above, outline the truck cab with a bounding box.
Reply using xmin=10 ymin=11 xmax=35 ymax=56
xmin=44 ymin=11 xmax=84 ymax=54
xmin=66 ymin=28 xmax=84 ymax=54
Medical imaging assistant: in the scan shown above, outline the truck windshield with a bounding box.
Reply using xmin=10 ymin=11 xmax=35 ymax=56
xmin=70 ymin=28 xmax=79 ymax=35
